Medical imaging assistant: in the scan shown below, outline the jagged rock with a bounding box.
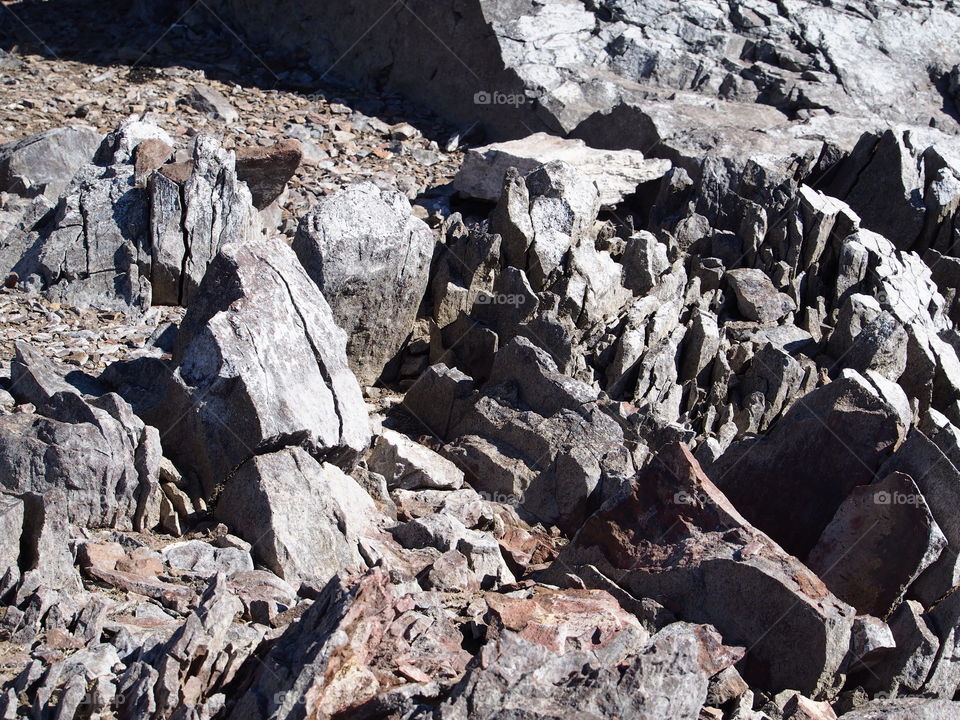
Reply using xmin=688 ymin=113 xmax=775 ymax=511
xmin=235 ymin=139 xmax=302 ymax=210
xmin=424 ymin=621 xmax=742 ymax=720
xmin=12 ymin=151 xmax=152 ymax=311
xmin=391 ymin=512 xmax=514 ymax=589
xmin=553 ymin=443 xmax=855 ymax=696
xmin=445 ymin=341 xmax=632 ymax=533
xmin=401 ymin=363 xmax=476 ymax=439
xmin=455 ymin=132 xmax=670 ymax=207
xmin=183 ymin=84 xmax=239 ymax=122
xmin=293 ymin=182 xmax=434 ymax=386
xmin=726 ymin=268 xmax=796 ymax=325
xmin=367 ymin=429 xmax=464 ymax=490
xmin=0 ymin=125 xmax=102 ymax=198
xmin=622 ymin=230 xmax=669 ymax=295
xmin=150 ymin=133 xmax=260 ymax=305
xmin=0 ymin=496 xmax=23 ymax=599
xmin=228 ymin=567 xmax=472 ymax=719
xmin=866 ymin=600 xmax=940 ymax=696
xmin=153 ymin=573 xmax=244 ymax=717
xmin=848 ymin=615 xmax=896 ymax=671
xmin=138 ymin=236 xmax=370 ymax=497
xmin=1 ymin=342 xmax=160 ymax=532
xmin=711 ymin=377 xmax=905 ymax=559
xmin=807 ymin=472 xmax=946 ymax=618
xmin=490 ymin=160 xmax=599 ymax=290
xmin=878 ymin=432 xmax=960 ymax=605
xmin=215 ymin=447 xmax=379 ymax=587
xmin=783 ymin=694 xmax=838 ymax=720
xmin=837 ymin=699 xmax=960 ymax=719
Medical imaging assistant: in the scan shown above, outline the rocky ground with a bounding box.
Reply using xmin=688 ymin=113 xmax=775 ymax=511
xmin=0 ymin=2 xmax=959 ymax=720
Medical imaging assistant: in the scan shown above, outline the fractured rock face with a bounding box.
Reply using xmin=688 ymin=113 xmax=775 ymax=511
xmin=293 ymin=182 xmax=434 ymax=386
xmin=710 ymin=377 xmax=905 ymax=559
xmin=147 ymin=236 xmax=370 ymax=498
xmin=807 ymin=472 xmax=946 ymax=618
xmin=553 ymin=443 xmax=855 ymax=696
xmin=455 ymin=132 xmax=670 ymax=207
xmin=426 ymin=620 xmax=741 ymax=720
xmin=150 ymin=133 xmax=260 ymax=306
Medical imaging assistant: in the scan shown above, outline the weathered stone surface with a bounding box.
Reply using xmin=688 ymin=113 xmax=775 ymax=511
xmin=0 ymin=125 xmax=101 ymax=199
xmin=807 ymin=472 xmax=946 ymax=618
xmin=367 ymin=429 xmax=464 ymax=490
xmin=293 ymin=182 xmax=434 ymax=386
xmin=726 ymin=268 xmax=796 ymax=324
xmin=215 ymin=447 xmax=378 ymax=587
xmin=145 ymin=237 xmax=370 ymax=497
xmin=490 ymin=160 xmax=599 ymax=290
xmin=553 ymin=443 xmax=855 ymax=696
xmin=866 ymin=600 xmax=940 ymax=696
xmin=1 ymin=342 xmax=160 ymax=532
xmin=711 ymin=378 xmax=905 ymax=559
xmin=150 ymin=133 xmax=260 ymax=306
xmin=235 ymin=139 xmax=302 ymax=210
xmin=228 ymin=567 xmax=472 ymax=720
xmin=456 ymin=132 xmax=670 ymax=207
xmin=425 ymin=621 xmax=741 ymax=720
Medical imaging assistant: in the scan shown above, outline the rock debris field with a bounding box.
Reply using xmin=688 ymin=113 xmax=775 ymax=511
xmin=0 ymin=0 xmax=959 ymax=718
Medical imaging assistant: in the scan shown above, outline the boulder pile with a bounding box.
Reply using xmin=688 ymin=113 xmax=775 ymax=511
xmin=0 ymin=2 xmax=959 ymax=718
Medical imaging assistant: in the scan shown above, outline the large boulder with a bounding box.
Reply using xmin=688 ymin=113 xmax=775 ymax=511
xmin=552 ymin=443 xmax=856 ymax=696
xmin=0 ymin=125 xmax=102 ymax=198
xmin=132 ymin=236 xmax=370 ymax=498
xmin=710 ymin=377 xmax=905 ymax=559
xmin=293 ymin=182 xmax=434 ymax=386
xmin=215 ymin=447 xmax=379 ymax=586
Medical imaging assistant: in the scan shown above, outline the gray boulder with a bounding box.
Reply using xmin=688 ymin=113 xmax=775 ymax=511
xmin=0 ymin=125 xmax=102 ymax=199
xmin=149 ymin=236 xmax=370 ymax=498
xmin=293 ymin=182 xmax=434 ymax=386
xmin=215 ymin=447 xmax=378 ymax=587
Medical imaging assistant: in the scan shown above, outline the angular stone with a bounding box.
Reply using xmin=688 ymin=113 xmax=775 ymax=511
xmin=149 ymin=237 xmax=370 ymax=497
xmin=554 ymin=443 xmax=855 ymax=696
xmin=161 ymin=540 xmax=254 ymax=577
xmin=837 ymin=699 xmax=960 ymax=719
xmin=367 ymin=429 xmax=464 ymax=490
xmin=807 ymin=472 xmax=946 ymax=618
xmin=726 ymin=268 xmax=796 ymax=324
xmin=149 ymin=133 xmax=260 ymax=306
xmin=455 ymin=132 xmax=670 ymax=207
xmin=235 ymin=139 xmax=302 ymax=210
xmin=711 ymin=377 xmax=905 ymax=559
xmin=183 ymin=84 xmax=239 ymax=122
xmin=0 ymin=125 xmax=101 ymax=198
xmin=215 ymin=447 xmax=378 ymax=587
xmin=293 ymin=182 xmax=434 ymax=385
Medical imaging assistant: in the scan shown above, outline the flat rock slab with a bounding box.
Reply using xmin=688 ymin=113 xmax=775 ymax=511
xmin=455 ymin=132 xmax=671 ymax=207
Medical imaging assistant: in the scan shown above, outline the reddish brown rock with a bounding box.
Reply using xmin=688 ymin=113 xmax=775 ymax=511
xmin=553 ymin=443 xmax=855 ymax=696
xmin=235 ymin=139 xmax=302 ymax=209
xmin=133 ymin=138 xmax=173 ymax=185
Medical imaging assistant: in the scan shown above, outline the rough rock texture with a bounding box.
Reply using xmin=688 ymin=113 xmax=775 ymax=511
xmin=112 ymin=236 xmax=370 ymax=498
xmin=455 ymin=132 xmax=671 ymax=207
xmin=293 ymin=182 xmax=434 ymax=386
xmin=0 ymin=125 xmax=102 ymax=198
xmin=551 ymin=443 xmax=855 ymax=696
